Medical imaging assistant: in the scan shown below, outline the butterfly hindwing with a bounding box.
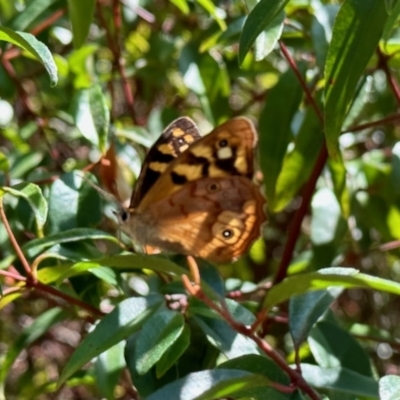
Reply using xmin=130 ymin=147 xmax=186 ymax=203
xmin=132 ymin=176 xmax=266 ymax=263
xmin=130 ymin=117 xmax=201 ymax=208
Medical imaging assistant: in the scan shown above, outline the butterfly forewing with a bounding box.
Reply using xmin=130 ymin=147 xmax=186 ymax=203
xmin=129 ymin=117 xmax=201 ymax=208
xmin=137 ymin=117 xmax=258 ymax=211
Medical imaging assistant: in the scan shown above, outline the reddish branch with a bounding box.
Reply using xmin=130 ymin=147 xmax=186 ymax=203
xmin=184 ymin=280 xmax=320 ymax=399
xmin=377 ymin=48 xmax=400 ymax=106
xmin=0 ymin=200 xmax=103 ymax=319
xmin=273 ymin=42 xmax=400 ymax=285
xmin=96 ymin=0 xmax=136 ymax=123
xmin=273 ymin=43 xmax=327 ymax=285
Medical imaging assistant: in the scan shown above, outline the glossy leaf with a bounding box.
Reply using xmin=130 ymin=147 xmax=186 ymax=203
xmin=259 ymin=66 xmax=304 ymax=202
xmin=379 ymin=375 xmax=400 ymax=400
xmin=0 ymin=26 xmax=57 ymax=86
xmin=324 ymin=0 xmax=389 ymax=159
xmin=22 ymin=228 xmax=118 ymax=259
xmin=72 ymin=85 xmax=109 ymax=151
xmin=67 ymin=0 xmax=96 ymax=49
xmin=311 ymin=3 xmax=338 ymax=69
xmin=147 ymin=369 xmax=271 ymax=400
xmin=48 ymin=171 xmax=102 ymax=233
xmin=239 ymin=0 xmax=289 ymax=64
xmin=156 ymin=324 xmax=191 ymax=377
xmin=272 ymin=105 xmax=324 ymax=212
xmin=133 ymin=310 xmax=185 ymax=375
xmin=289 ymin=288 xmax=344 ymax=348
xmin=218 ymin=355 xmax=291 ymax=400
xmin=311 ymin=188 xmax=343 ymax=245
xmin=194 ymin=316 xmax=260 ymax=359
xmin=2 ymin=182 xmax=48 ymax=234
xmin=94 ymin=341 xmax=126 ymax=400
xmin=10 ymin=0 xmax=59 ymax=31
xmin=58 ymin=295 xmax=163 ymax=386
xmin=300 ymin=363 xmax=378 ymax=396
xmin=254 ymin=11 xmax=285 ymax=61
xmin=309 ymin=320 xmax=373 ymax=376
xmin=263 ymin=267 xmax=400 ymax=309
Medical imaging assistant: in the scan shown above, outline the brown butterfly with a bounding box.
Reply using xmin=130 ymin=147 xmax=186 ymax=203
xmin=120 ymin=116 xmax=266 ymax=263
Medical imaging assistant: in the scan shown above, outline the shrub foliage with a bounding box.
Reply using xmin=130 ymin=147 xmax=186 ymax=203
xmin=1 ymin=0 xmax=400 ymax=399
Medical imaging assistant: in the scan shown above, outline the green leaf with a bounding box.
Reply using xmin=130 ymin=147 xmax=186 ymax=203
xmin=2 ymin=182 xmax=48 ymax=234
xmin=23 ymin=228 xmax=118 ymax=258
xmin=54 ymin=262 xmax=118 ymax=286
xmin=254 ymin=11 xmax=285 ymax=61
xmin=94 ymin=341 xmax=126 ymax=400
xmin=219 ymin=354 xmax=289 ymax=383
xmin=67 ymin=0 xmax=96 ymax=49
xmin=379 ymin=375 xmax=400 ymax=400
xmin=324 ymin=0 xmax=389 ymax=159
xmin=311 ymin=188 xmax=343 ymax=245
xmin=311 ymin=3 xmax=339 ymax=69
xmin=272 ymin=104 xmax=324 ymax=212
xmin=218 ymin=355 xmax=291 ymax=400
xmin=133 ymin=310 xmax=185 ymax=375
xmin=146 ymin=369 xmax=271 ymax=400
xmin=197 ymin=0 xmax=226 ymax=31
xmin=329 ymin=156 xmax=350 ymax=218
xmin=383 ymin=0 xmax=400 ymax=40
xmin=170 ymin=0 xmax=190 ymax=14
xmin=263 ymin=267 xmax=400 ymax=309
xmin=48 ymin=171 xmax=102 ymax=233
xmin=0 ymin=308 xmax=66 ymax=384
xmin=89 ymin=254 xmax=188 ymax=276
xmin=179 ymin=47 xmax=213 ymax=123
xmin=68 ymin=44 xmax=98 ymax=88
xmin=194 ymin=315 xmax=260 ymax=359
xmin=10 ymin=0 xmax=59 ymax=31
xmin=309 ymin=320 xmax=373 ymax=376
xmin=156 ymin=324 xmax=191 ymax=377
xmin=239 ymin=0 xmax=289 ymax=64
xmin=289 ymin=288 xmax=344 ymax=348
xmin=58 ymin=295 xmax=163 ymax=386
xmin=0 ymin=292 xmax=22 ymax=310
xmin=259 ymin=66 xmax=304 ymax=202
xmin=72 ymin=85 xmax=109 ymax=151
xmin=0 ymin=26 xmax=58 ymax=86
xmin=9 ymin=151 xmax=43 ymax=179
xmin=300 ymin=363 xmax=378 ymax=396
xmin=0 ymin=151 xmax=9 ymax=174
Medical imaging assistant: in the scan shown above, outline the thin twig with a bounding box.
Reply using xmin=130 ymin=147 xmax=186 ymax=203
xmin=0 ymin=199 xmax=33 ymax=278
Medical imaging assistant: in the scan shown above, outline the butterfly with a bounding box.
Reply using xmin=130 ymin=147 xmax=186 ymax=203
xmin=120 ymin=116 xmax=266 ymax=263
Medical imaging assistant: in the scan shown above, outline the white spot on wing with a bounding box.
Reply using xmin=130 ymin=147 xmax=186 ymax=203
xmin=217 ymin=147 xmax=233 ymax=159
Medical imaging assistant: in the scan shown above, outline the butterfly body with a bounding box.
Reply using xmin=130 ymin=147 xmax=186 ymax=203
xmin=121 ymin=117 xmax=266 ymax=263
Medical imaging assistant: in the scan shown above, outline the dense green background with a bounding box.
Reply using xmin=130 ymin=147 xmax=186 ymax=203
xmin=1 ymin=0 xmax=400 ymax=399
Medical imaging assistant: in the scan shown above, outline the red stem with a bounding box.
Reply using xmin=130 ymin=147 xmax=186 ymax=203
xmin=195 ymin=289 xmax=320 ymax=399
xmin=0 ymin=200 xmax=33 ymax=277
xmin=273 ymin=43 xmax=327 ymax=284
xmin=377 ymin=48 xmax=400 ymax=106
xmin=0 ymin=269 xmax=26 ymax=281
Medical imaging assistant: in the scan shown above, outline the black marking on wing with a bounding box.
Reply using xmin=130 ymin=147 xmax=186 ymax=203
xmin=137 ymin=168 xmax=162 ymax=201
xmin=186 ymin=152 xmax=209 ymax=165
xmin=171 ymin=171 xmax=188 ymax=185
xmin=130 ymin=117 xmax=201 ymax=208
xmin=151 ymin=151 xmax=175 ymax=164
xmin=213 ymin=146 xmax=243 ymax=176
xmin=185 ymin=152 xmax=211 ymax=178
